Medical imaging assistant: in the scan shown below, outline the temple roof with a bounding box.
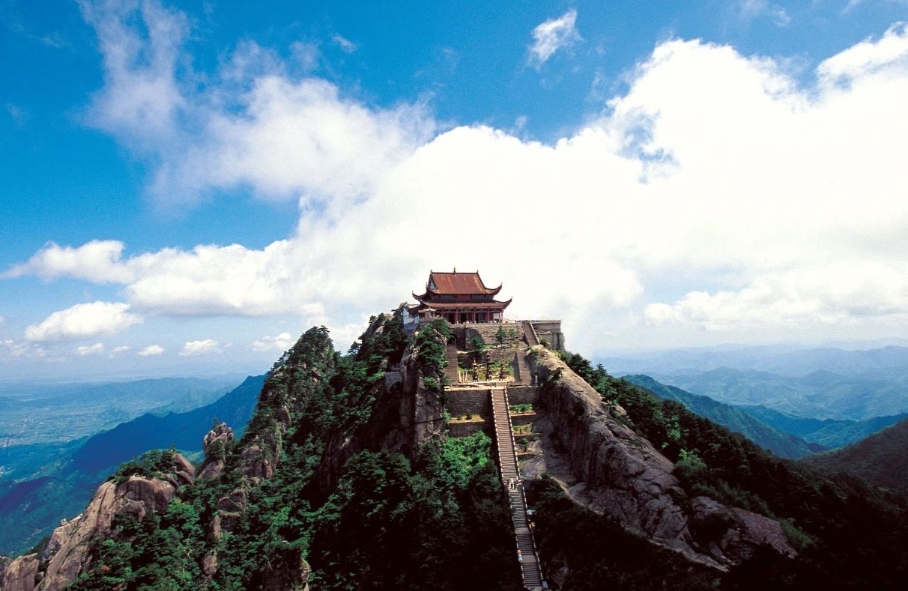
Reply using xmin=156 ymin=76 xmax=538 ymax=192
xmin=421 ymin=270 xmax=502 ymax=296
xmin=408 ymin=299 xmax=512 ymax=311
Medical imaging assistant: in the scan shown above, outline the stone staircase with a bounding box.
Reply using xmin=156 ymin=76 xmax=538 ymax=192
xmin=444 ymin=343 xmax=460 ymax=385
xmin=491 ymin=387 xmax=544 ymax=590
xmin=513 ymin=350 xmax=533 ymax=385
xmin=521 ymin=320 xmax=540 ymax=347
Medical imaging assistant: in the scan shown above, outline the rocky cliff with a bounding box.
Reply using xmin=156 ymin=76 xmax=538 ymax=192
xmin=1 ymin=316 xmax=819 ymax=590
xmin=525 ymin=346 xmax=795 ymax=569
xmin=0 ymin=453 xmax=193 ymax=591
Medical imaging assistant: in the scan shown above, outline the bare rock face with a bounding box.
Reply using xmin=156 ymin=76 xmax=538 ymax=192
xmin=201 ymin=552 xmax=218 ymax=577
xmin=116 ymin=475 xmax=178 ymax=523
xmin=690 ymin=497 xmax=798 ymax=564
xmin=216 ymin=488 xmax=248 ymax=513
xmin=198 ymin=422 xmax=234 ymax=480
xmin=38 ymin=480 xmax=121 ymax=591
xmin=529 ymin=348 xmax=796 ymax=569
xmin=0 ymin=553 xmax=39 ymax=591
xmin=239 ymin=441 xmax=275 ymax=480
xmin=172 ymin=452 xmax=196 ymax=482
xmin=400 ymin=349 xmax=445 ymax=447
xmin=261 ymin=555 xmax=312 ymax=591
xmin=10 ymin=454 xmax=192 ymax=591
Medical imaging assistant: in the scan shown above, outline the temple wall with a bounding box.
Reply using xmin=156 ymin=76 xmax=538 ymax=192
xmin=446 ymin=387 xmax=492 ymax=418
xmin=532 ymin=320 xmax=565 ymax=350
xmin=507 ymin=385 xmax=538 ymax=407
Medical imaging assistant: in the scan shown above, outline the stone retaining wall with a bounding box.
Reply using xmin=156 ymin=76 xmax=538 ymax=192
xmin=507 ymin=385 xmax=538 ymax=406
xmin=447 ymin=421 xmax=489 ymax=438
xmin=446 ymin=387 xmax=492 ymax=418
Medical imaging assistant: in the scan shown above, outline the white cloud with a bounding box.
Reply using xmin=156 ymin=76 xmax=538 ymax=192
xmin=75 ymin=0 xmax=433 ymax=208
xmin=109 ymin=345 xmax=132 ymax=357
xmin=291 ymin=41 xmax=320 ymax=71
xmin=138 ymin=344 xmax=165 ymax=356
xmin=2 ymin=240 xmax=132 ymax=282
xmin=8 ymin=3 xmax=908 ymax=355
xmin=1 ymin=339 xmax=41 ymax=360
xmin=79 ymin=0 xmax=188 ymax=150
xmin=645 ymin=262 xmax=908 ymax=331
xmin=738 ymin=1 xmax=791 ymax=27
xmin=817 ymin=22 xmax=908 ymax=86
xmin=76 ymin=342 xmax=105 ymax=356
xmin=180 ymin=339 xmax=222 ymax=356
xmin=528 ymin=9 xmax=582 ymax=67
xmin=24 ymin=302 xmax=143 ymax=342
xmin=5 ymin=103 xmax=27 ymax=126
xmin=251 ymin=332 xmax=294 ymax=352
xmin=332 ymin=34 xmax=356 ymax=53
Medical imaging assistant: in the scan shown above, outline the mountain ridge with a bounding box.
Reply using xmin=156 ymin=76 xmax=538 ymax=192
xmin=3 ymin=316 xmax=908 ymax=589
xmin=621 ymin=374 xmax=821 ymax=459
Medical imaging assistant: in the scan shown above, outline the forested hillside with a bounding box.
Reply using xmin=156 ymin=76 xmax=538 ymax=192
xmin=740 ymin=405 xmax=908 ymax=449
xmin=4 ymin=319 xmax=908 ymax=590
xmin=0 ymin=376 xmax=263 ymax=556
xmin=805 ymin=418 xmax=908 ymax=492
xmin=558 ymin=351 xmax=908 ymax=590
xmin=25 ymin=317 xmax=523 ymax=591
xmin=623 ymin=374 xmax=819 ymax=459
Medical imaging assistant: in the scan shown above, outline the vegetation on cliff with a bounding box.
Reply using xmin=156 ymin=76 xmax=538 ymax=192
xmin=0 ymin=376 xmax=264 ymax=557
xmin=623 ymin=374 xmax=819 ymax=459
xmin=556 ymin=350 xmax=908 ymax=590
xmin=530 ymin=477 xmax=720 ymax=590
xmin=11 ymin=319 xmax=908 ymax=590
xmin=64 ymin=315 xmax=521 ymax=591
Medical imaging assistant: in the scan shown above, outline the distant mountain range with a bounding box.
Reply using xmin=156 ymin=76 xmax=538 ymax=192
xmin=602 ymin=344 xmax=908 ymax=380
xmin=805 ymin=418 xmax=908 ymax=492
xmin=651 ymin=367 xmax=908 ymax=421
xmin=70 ymin=375 xmax=264 ymax=475
xmin=623 ymin=374 xmax=908 ymax=455
xmin=0 ymin=375 xmax=264 ymax=556
xmin=737 ymin=405 xmax=908 ymax=450
xmin=623 ymin=375 xmax=822 ymax=459
xmin=0 ymin=377 xmax=237 ymax=448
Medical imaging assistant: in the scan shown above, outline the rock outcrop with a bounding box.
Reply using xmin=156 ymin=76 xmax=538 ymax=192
xmin=690 ymin=497 xmax=797 ymax=563
xmin=527 ymin=347 xmax=796 ymax=569
xmin=0 ymin=554 xmax=39 ymax=591
xmin=197 ymin=421 xmax=234 ymax=480
xmin=0 ymin=454 xmax=193 ymax=591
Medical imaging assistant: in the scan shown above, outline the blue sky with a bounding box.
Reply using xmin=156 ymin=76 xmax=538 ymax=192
xmin=2 ymin=0 xmax=908 ymax=381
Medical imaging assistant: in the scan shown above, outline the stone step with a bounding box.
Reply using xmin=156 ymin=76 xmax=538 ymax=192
xmin=444 ymin=343 xmax=460 ymax=384
xmin=490 ymin=385 xmax=544 ymax=590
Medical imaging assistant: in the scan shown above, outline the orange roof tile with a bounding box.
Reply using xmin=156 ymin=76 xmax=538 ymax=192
xmin=426 ymin=271 xmax=500 ymax=295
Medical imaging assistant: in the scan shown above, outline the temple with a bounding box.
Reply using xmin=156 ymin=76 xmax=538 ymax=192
xmin=408 ymin=270 xmax=512 ymax=324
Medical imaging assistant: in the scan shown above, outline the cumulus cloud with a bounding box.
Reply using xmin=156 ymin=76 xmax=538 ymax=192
xmin=180 ymin=339 xmax=221 ymax=356
xmin=109 ymin=345 xmax=132 ymax=356
xmin=251 ymin=332 xmax=294 ymax=352
xmin=0 ymin=339 xmax=43 ymax=360
xmin=76 ymin=0 xmax=433 ymax=208
xmin=76 ymin=343 xmax=105 ymax=356
xmin=138 ymin=344 xmax=164 ymax=356
xmin=24 ymin=302 xmax=143 ymax=342
xmin=8 ymin=2 xmax=908 ymax=354
xmin=817 ymin=22 xmax=908 ymax=86
xmin=2 ymin=240 xmax=133 ymax=282
xmin=528 ymin=9 xmax=582 ymax=67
